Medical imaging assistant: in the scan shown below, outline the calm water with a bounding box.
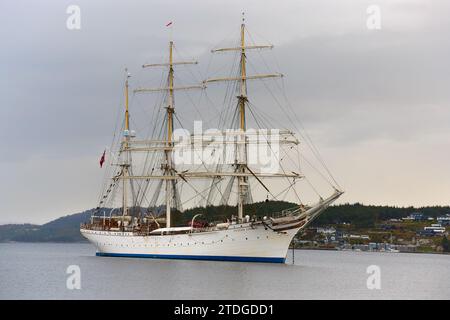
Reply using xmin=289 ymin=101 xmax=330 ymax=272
xmin=0 ymin=243 xmax=449 ymax=299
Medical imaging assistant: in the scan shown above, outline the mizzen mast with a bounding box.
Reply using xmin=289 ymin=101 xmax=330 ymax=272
xmin=121 ymin=69 xmax=131 ymax=217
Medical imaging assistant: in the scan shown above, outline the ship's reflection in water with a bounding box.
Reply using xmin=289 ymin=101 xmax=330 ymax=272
xmin=1 ymin=243 xmax=449 ymax=299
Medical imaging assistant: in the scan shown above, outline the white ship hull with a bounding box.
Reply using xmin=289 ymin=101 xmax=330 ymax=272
xmin=81 ymin=223 xmax=300 ymax=263
xmin=81 ymin=191 xmax=342 ymax=263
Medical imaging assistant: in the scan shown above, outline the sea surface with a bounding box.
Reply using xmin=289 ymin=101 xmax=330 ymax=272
xmin=0 ymin=243 xmax=449 ymax=299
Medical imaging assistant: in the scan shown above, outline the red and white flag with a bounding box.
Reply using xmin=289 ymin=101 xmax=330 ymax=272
xmin=166 ymin=21 xmax=173 ymax=27
xmin=99 ymin=150 xmax=106 ymax=168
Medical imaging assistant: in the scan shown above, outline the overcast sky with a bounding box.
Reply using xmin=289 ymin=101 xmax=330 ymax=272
xmin=1 ymin=0 xmax=450 ymax=224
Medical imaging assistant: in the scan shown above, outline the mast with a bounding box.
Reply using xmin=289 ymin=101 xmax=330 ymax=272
xmin=122 ymin=69 xmax=131 ymax=218
xmin=165 ymin=41 xmax=175 ymax=228
xmin=204 ymin=14 xmax=283 ymax=221
xmin=237 ymin=16 xmax=248 ymax=221
xmin=135 ymin=40 xmax=203 ymax=228
xmin=239 ymin=18 xmax=247 ymax=131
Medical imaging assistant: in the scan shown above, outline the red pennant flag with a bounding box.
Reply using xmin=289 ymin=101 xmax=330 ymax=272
xmin=99 ymin=150 xmax=106 ymax=168
xmin=166 ymin=21 xmax=173 ymax=27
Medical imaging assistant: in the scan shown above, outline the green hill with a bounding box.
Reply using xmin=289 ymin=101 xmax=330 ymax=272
xmin=0 ymin=210 xmax=94 ymax=242
xmin=313 ymin=203 xmax=450 ymax=228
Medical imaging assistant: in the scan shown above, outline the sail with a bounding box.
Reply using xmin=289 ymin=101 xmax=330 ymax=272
xmin=92 ymin=18 xmax=342 ymax=227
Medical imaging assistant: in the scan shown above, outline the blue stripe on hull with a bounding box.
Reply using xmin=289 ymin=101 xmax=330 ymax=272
xmin=96 ymin=252 xmax=286 ymax=263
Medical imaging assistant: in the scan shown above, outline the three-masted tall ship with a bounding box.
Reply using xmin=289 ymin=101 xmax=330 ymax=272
xmin=80 ymin=18 xmax=343 ymax=263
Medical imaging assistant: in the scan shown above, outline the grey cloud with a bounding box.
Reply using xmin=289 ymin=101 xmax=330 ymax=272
xmin=1 ymin=0 xmax=449 ymax=223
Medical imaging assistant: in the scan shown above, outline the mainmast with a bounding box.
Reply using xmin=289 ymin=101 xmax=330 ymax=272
xmin=237 ymin=16 xmax=248 ymax=221
xmin=165 ymin=41 xmax=175 ymax=228
xmin=204 ymin=14 xmax=283 ymax=221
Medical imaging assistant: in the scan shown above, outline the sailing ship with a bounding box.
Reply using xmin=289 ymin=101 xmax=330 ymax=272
xmin=80 ymin=17 xmax=343 ymax=263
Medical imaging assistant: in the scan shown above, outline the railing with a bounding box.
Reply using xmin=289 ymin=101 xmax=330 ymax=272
xmin=80 ymin=205 xmax=308 ymax=235
xmin=80 ymin=223 xmax=157 ymax=235
xmin=269 ymin=206 xmax=305 ymax=219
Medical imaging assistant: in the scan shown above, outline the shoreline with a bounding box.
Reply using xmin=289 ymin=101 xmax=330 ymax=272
xmin=294 ymin=246 xmax=450 ymax=255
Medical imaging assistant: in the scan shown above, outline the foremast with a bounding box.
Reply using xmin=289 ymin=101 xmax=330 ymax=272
xmin=205 ymin=14 xmax=283 ymax=220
